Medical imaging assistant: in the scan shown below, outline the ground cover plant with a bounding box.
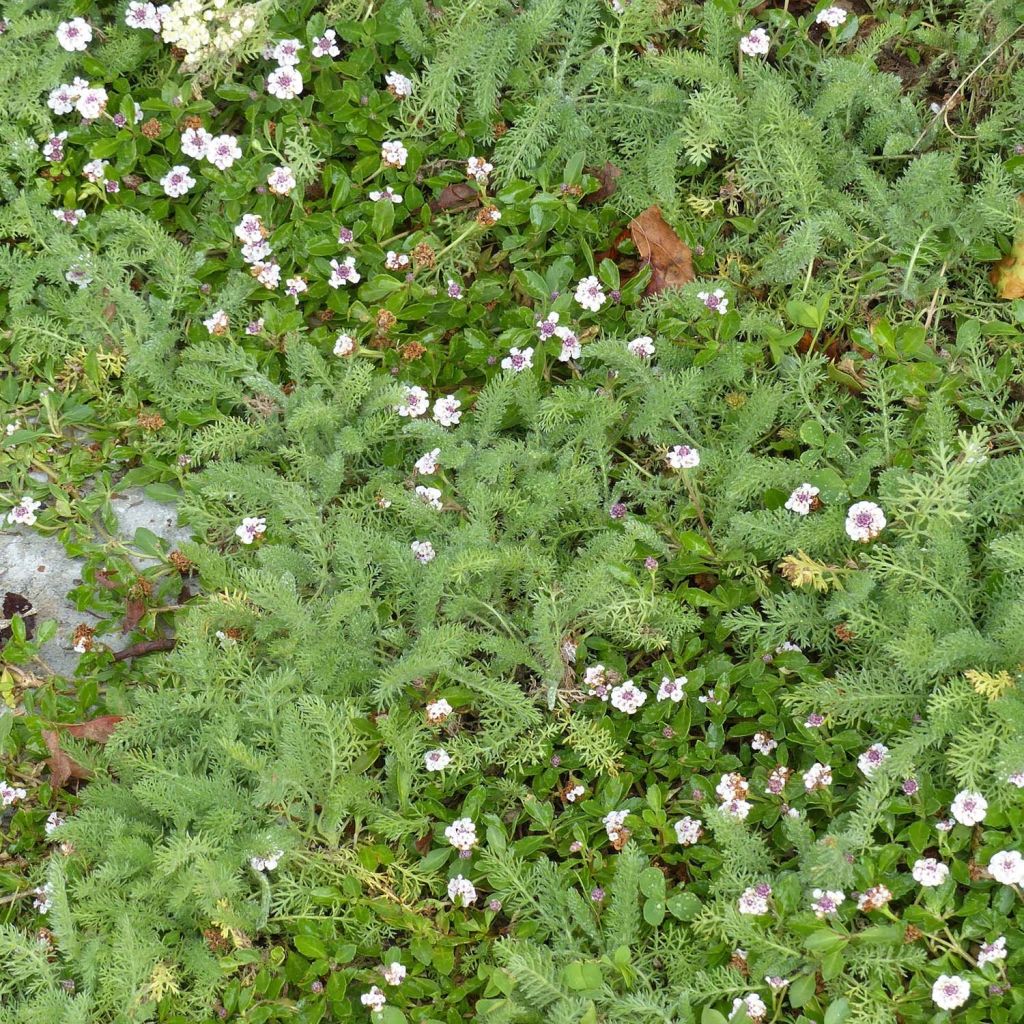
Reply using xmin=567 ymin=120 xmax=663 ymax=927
xmin=2 ymin=0 xmax=1024 ymax=1022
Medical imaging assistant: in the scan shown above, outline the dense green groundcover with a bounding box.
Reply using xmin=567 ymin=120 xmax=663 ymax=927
xmin=2 ymin=0 xmax=1024 ymax=1022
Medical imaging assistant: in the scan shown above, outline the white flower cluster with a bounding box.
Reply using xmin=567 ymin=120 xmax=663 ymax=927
xmin=444 ymin=817 xmax=478 ymax=852
xmin=156 ymin=0 xmax=260 ymax=70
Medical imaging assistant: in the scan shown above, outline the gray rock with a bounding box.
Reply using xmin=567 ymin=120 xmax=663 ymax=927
xmin=0 ymin=489 xmax=190 ymax=679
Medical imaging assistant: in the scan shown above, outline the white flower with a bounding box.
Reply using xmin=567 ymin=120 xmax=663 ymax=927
xmin=845 ymin=501 xmax=886 ymax=542
xmin=1 ymin=780 xmax=27 ymax=805
xmin=665 ymin=444 xmax=700 ymax=469
xmin=610 ymin=680 xmax=646 ymax=714
xmin=424 ymin=395 xmax=462 ymax=430
xmin=334 ymin=334 xmax=356 ymax=357
xmin=285 ymin=275 xmax=307 ymax=300
xmin=627 ymin=336 xmax=655 ymax=358
xmin=66 ymin=264 xmax=92 ymax=288
xmin=386 ymin=70 xmax=414 ymax=97
xmin=203 ymin=310 xmax=229 ymax=334
xmin=4 ymin=420 xmax=21 ymax=437
xmin=234 ymin=214 xmax=266 ymax=243
xmin=360 ymin=985 xmax=387 ymax=1013
xmin=785 ymin=483 xmax=819 ymax=515
xmin=536 ymin=311 xmax=560 ymax=338
xmin=555 ymin=325 xmax=581 ymax=361
xmin=425 ymin=748 xmax=450 ymax=771
xmin=7 ymin=496 xmax=41 ymax=526
xmin=716 ymin=773 xmax=749 ymax=802
xmin=656 ymin=676 xmax=686 ymax=702
xmin=950 ymin=789 xmax=987 ymax=826
xmin=56 ymin=18 xmax=92 ymax=51
xmin=312 ymin=30 xmax=339 ymax=58
xmin=751 ymin=731 xmax=777 ymax=755
xmin=161 ymin=165 xmax=195 ymax=198
xmin=564 ymin=784 xmax=585 ymax=802
xmin=674 ymin=816 xmax=703 ymax=845
xmin=206 ymin=133 xmax=242 ymax=170
xmin=267 ymin=166 xmax=297 ymax=195
xmin=426 ymin=698 xmax=452 ymax=722
xmin=803 ymin=762 xmax=832 ymax=792
xmin=574 ymin=275 xmax=607 ymax=312
xmin=369 ymin=186 xmax=402 ymax=204
xmin=810 ymin=889 xmax=845 ymax=918
xmin=978 ymin=935 xmax=1007 ymax=966
xmin=235 ymin=517 xmax=266 ymax=545
xmin=603 ymin=809 xmax=629 ymax=842
xmin=411 ymin=540 xmax=436 ymax=564
xmin=416 ymin=485 xmax=443 ymax=510
xmin=241 ymin=239 xmax=271 ymax=265
xmin=272 ymin=38 xmax=303 ymax=65
xmin=385 ymin=250 xmax=410 ymax=270
xmin=415 ymin=448 xmax=441 ymax=475
xmin=447 ymin=874 xmax=477 ymax=905
xmin=53 ymin=208 xmax=86 ymax=227
xmin=1009 ymin=770 xmax=1024 ymax=788
xmin=698 ymin=289 xmax=729 ymax=315
xmin=815 ymin=5 xmax=848 ymax=26
xmin=33 ymin=884 xmax=52 ymax=914
xmin=988 ymin=849 xmax=1024 ymax=885
xmin=931 ymin=975 xmax=970 ymax=1011
xmin=328 ymin=256 xmax=360 ymax=288
xmin=250 ymin=848 xmax=283 ymax=871
xmin=381 ymin=961 xmax=407 ymax=986
xmin=82 ymin=158 xmax=108 ymax=183
xmin=48 ymin=84 xmax=77 ymax=115
xmin=737 ymin=885 xmax=771 ymax=915
xmin=125 ymin=2 xmax=161 ymax=31
xmin=44 ymin=811 xmax=65 ymax=836
xmin=381 ymin=140 xmax=408 ymax=168
xmin=181 ymin=126 xmax=212 ymax=158
xmin=911 ymin=857 xmax=949 ymax=887
xmin=501 ymin=347 xmax=534 ymax=373
xmin=856 ymin=884 xmax=892 ymax=911
xmin=730 ymin=994 xmax=767 ymax=1023
xmin=444 ymin=817 xmax=477 ymax=851
xmin=266 ymin=66 xmax=303 ymax=99
xmin=254 ymin=261 xmax=281 ymax=289
xmin=857 ymin=742 xmax=889 ymax=777
xmin=75 ymin=87 xmax=108 ymax=120
xmin=467 ymin=156 xmax=493 ymax=183
xmin=397 ymin=386 xmax=429 ymax=418
xmin=739 ymin=27 xmax=770 ymax=56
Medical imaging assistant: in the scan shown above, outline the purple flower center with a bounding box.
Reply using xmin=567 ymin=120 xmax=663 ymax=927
xmin=855 ymin=511 xmax=874 ymax=526
xmin=705 ymin=294 xmax=720 ymax=308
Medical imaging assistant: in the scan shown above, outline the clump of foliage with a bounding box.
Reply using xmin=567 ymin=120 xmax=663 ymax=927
xmin=1 ymin=0 xmax=1024 ymax=1023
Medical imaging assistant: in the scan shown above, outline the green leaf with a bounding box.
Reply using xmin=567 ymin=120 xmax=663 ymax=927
xmin=293 ymin=935 xmax=329 ymax=961
xmin=666 ymin=892 xmax=701 ymax=920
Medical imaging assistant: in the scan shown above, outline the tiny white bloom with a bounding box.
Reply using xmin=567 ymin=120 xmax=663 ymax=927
xmin=381 ymin=961 xmax=407 ymax=986
xmin=381 ymin=140 xmax=408 ymax=168
xmin=857 ymin=742 xmax=889 ymax=777
xmin=574 ymin=275 xmax=606 ymax=312
xmin=267 ymin=166 xmax=297 ymax=195
xmin=334 ymin=333 xmax=356 ymax=357
xmin=931 ymin=975 xmax=970 ymax=1011
xmin=328 ymin=256 xmax=360 ymax=288
xmin=911 ymin=857 xmax=949 ymax=887
xmin=416 ymin=485 xmax=443 ymax=510
xmin=803 ymin=762 xmax=832 ymax=792
xmin=397 ymin=386 xmax=429 ymax=418
xmin=415 ymin=448 xmax=441 ymax=475
xmin=203 ymin=309 xmax=229 ymax=334
xmin=360 ymin=985 xmax=387 ymax=1013
xmin=949 ymin=789 xmax=987 ymax=827
xmin=603 ymin=809 xmax=629 ymax=842
xmin=161 ymin=165 xmax=196 ymax=198
xmin=737 ymin=885 xmax=771 ymax=915
xmin=385 ymin=70 xmax=414 ymax=97
xmin=845 ymin=501 xmax=886 ymax=542
xmin=729 ymin=994 xmax=767 ymax=1023
xmin=988 ymin=849 xmax=1024 ymax=885
xmin=425 ymin=748 xmax=450 ymax=771
xmin=125 ymin=2 xmax=161 ymax=31
xmin=235 ymin=517 xmax=266 ymax=545
xmin=385 ymin=250 xmax=410 ymax=270
xmin=181 ymin=126 xmax=212 ymax=158
xmin=810 ymin=888 xmax=845 ymax=918
xmin=447 ymin=874 xmax=477 ymax=905
xmin=609 ymin=680 xmax=646 ymax=714
xmin=698 ymin=288 xmax=728 ymax=315
xmin=266 ymin=66 xmax=303 ymax=100
xmin=665 ymin=444 xmax=700 ymax=469
xmin=627 ymin=336 xmax=655 ymax=358
xmin=56 ymin=18 xmax=92 ymax=51
xmin=426 ymin=697 xmax=452 ymax=722
xmin=430 ymin=396 xmax=461 ymax=428
xmin=411 ymin=540 xmax=436 ymax=564
xmin=501 ymin=347 xmax=534 ymax=373
xmin=674 ymin=816 xmax=703 ymax=845
xmin=977 ymin=935 xmax=1007 ymax=966
xmin=555 ymin=325 xmax=581 ymax=361
xmin=656 ymin=676 xmax=686 ymax=702
xmin=739 ymin=27 xmax=770 ymax=57
xmin=206 ymin=134 xmax=242 ymax=170
xmin=444 ymin=816 xmax=477 ymax=851
xmin=312 ymin=30 xmax=340 ymax=58
xmin=7 ymin=496 xmax=41 ymax=526
xmin=75 ymin=87 xmax=108 ymax=121
xmin=272 ymin=39 xmax=303 ymax=66
xmin=785 ymin=483 xmax=820 ymax=515
xmin=369 ymin=186 xmax=402 ymax=204
xmin=815 ymin=5 xmax=848 ymax=27
xmin=466 ymin=156 xmax=493 ymax=183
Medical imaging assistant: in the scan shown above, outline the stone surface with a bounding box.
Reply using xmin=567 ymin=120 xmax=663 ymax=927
xmin=0 ymin=489 xmax=190 ymax=678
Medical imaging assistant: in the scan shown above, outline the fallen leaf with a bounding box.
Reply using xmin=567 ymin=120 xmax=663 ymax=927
xmin=123 ymin=597 xmax=146 ymax=633
xmin=428 ymin=183 xmax=480 ymax=215
xmin=583 ymin=162 xmax=622 ymax=205
xmin=1 ymin=592 xmax=36 ymax=643
xmin=991 ymin=195 xmax=1024 ymax=298
xmin=44 ymin=715 xmax=123 ymax=788
xmin=628 ymin=205 xmax=695 ymax=296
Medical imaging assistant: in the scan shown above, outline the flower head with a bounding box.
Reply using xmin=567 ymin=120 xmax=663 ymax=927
xmin=656 ymin=676 xmax=686 ymax=702
xmin=803 ymin=762 xmax=832 ymax=792
xmin=161 ymin=165 xmax=195 ymax=198
xmin=360 ymin=986 xmax=387 ymax=1013
xmin=433 ymin=396 xmax=462 ymax=427
xmin=381 ymin=961 xmax=406 ymax=986
xmin=56 ymin=18 xmax=92 ymax=51
xmin=674 ymin=816 xmax=703 ymax=846
xmin=810 ymin=888 xmax=845 ymax=918
xmin=574 ymin=275 xmax=606 ymax=312
xmin=385 ymin=70 xmax=414 ymax=98
xmin=267 ymin=66 xmax=303 ymax=99
xmin=950 ymin=789 xmax=987 ymax=826
xmin=397 ymin=386 xmax=429 ymax=418
xmin=235 ymin=517 xmax=266 ymax=545
xmin=272 ymin=39 xmax=303 ymax=66
xmin=501 ymin=346 xmax=534 ymax=373
xmin=988 ymin=849 xmax=1024 ymax=885
xmin=425 ymin=748 xmax=450 ymax=772
xmin=415 ymin=448 xmax=441 ymax=475
xmin=845 ymin=501 xmax=886 ymax=542
xmin=978 ymin=936 xmax=1007 ymax=967
xmin=181 ymin=126 xmax=212 ymax=158
xmin=912 ymin=857 xmax=949 ymax=887
xmin=698 ymin=288 xmax=728 ymax=314
xmin=206 ymin=134 xmax=242 ymax=170
xmin=739 ymin=27 xmax=770 ymax=56
xmin=785 ymin=483 xmax=820 ymax=516
xmin=7 ymin=496 xmax=41 ymax=526
xmin=815 ymin=5 xmax=848 ymax=27
xmin=738 ymin=885 xmax=771 ymax=915
xmin=411 ymin=540 xmax=436 ymax=564
xmin=447 ymin=874 xmax=477 ymax=905
xmin=312 ymin=29 xmax=340 ymax=58
xmin=857 ymin=742 xmax=889 ymax=777
xmin=610 ymin=680 xmax=647 ymax=714
xmin=444 ymin=817 xmax=478 ymax=852
xmin=328 ymin=256 xmax=360 ymax=288
xmin=627 ymin=336 xmax=656 ymax=358
xmin=931 ymin=975 xmax=970 ymax=1011
xmin=381 ymin=140 xmax=408 ymax=168
xmin=426 ymin=698 xmax=452 ymax=722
